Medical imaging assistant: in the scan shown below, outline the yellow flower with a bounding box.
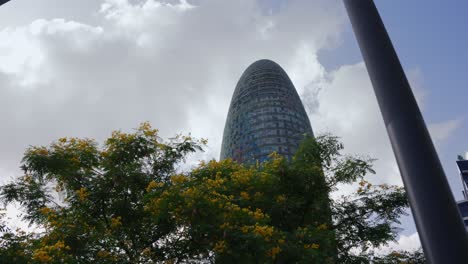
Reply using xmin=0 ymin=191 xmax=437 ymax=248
xmin=142 ymin=247 xmax=152 ymax=256
xmin=110 ymin=216 xmax=122 ymax=229
xmin=32 ymin=240 xmax=70 ymax=263
xmin=23 ymin=175 xmax=33 ymax=183
xmin=231 ymin=171 xmax=252 ymax=185
xmin=182 ymin=187 xmax=195 ymax=197
xmin=97 ymin=250 xmax=111 ymax=258
xmin=71 ymin=157 xmax=80 ymax=164
xmin=146 ymin=181 xmax=164 ymax=192
xmin=276 ymin=195 xmax=286 ymax=203
xmin=304 ymin=243 xmax=320 ymax=249
xmin=77 ymin=140 xmax=90 ymax=150
xmin=37 ymin=148 xmax=49 ymax=156
xmin=214 ymin=240 xmax=226 ymax=253
xmin=54 ymin=183 xmax=64 ymax=192
xmin=76 ymin=187 xmax=88 ymax=201
xmin=253 ymin=224 xmax=274 ymax=238
xmin=379 ymin=183 xmax=389 ymax=190
xmin=241 ymin=226 xmax=250 ymax=233
xmin=240 ymin=191 xmax=250 ymax=200
xmin=207 ymin=177 xmax=224 ymax=188
xmin=39 ymin=207 xmax=53 ymax=215
xmin=52 ymin=240 xmax=70 ymax=250
xmin=267 ymin=246 xmax=281 ymax=258
xmin=32 ymin=250 xmax=51 ymax=263
xmin=139 ymin=122 xmax=158 ymax=137
xmin=317 ymin=223 xmax=328 ymax=230
xmin=171 ymin=174 xmax=187 ymax=184
xmin=252 ymin=208 xmax=265 ymax=220
xmin=220 ymin=222 xmax=231 ymax=229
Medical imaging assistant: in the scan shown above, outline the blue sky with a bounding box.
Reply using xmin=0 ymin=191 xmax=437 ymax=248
xmin=376 ymin=0 xmax=468 ymax=201
xmin=318 ymin=0 xmax=468 ymax=235
xmin=319 ymin=0 xmax=468 ymax=200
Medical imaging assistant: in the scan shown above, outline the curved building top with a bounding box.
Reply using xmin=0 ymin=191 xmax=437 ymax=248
xmin=220 ymin=59 xmax=313 ymax=163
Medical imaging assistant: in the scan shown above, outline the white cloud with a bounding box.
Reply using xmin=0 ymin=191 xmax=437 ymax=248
xmin=308 ymin=61 xmax=462 ymax=188
xmin=100 ymin=0 xmax=195 ymax=31
xmin=428 ymin=118 xmax=462 ymax=144
xmin=0 ymin=0 xmax=348 ymax=233
xmin=303 ymin=57 xmax=460 ymax=246
xmin=309 ymin=62 xmax=402 ymax=187
xmin=0 ymin=0 xmax=344 ymax=176
xmin=377 ymin=232 xmax=421 ymax=254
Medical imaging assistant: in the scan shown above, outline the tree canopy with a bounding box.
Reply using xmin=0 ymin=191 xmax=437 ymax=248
xmin=0 ymin=123 xmax=423 ymax=263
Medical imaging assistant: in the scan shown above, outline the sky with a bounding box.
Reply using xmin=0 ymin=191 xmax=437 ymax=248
xmin=0 ymin=0 xmax=467 ymax=253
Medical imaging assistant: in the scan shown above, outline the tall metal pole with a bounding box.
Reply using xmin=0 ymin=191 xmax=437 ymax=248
xmin=0 ymin=1 xmax=11 ymax=7
xmin=343 ymin=0 xmax=468 ymax=263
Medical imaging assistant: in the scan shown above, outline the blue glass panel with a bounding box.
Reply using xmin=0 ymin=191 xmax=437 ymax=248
xmin=220 ymin=60 xmax=314 ymax=164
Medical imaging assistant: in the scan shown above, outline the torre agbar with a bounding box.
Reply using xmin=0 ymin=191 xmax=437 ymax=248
xmin=220 ymin=59 xmax=314 ymax=163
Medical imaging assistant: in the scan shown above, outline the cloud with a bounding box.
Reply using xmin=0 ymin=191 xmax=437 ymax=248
xmin=0 ymin=0 xmax=345 ymax=175
xmin=428 ymin=118 xmax=462 ymax=144
xmin=303 ymin=56 xmax=461 ymax=241
xmin=308 ymin=61 xmax=462 ymax=187
xmin=0 ymin=0 xmax=349 ymax=235
xmin=377 ymin=232 xmax=421 ymax=254
xmin=100 ymin=0 xmax=195 ymax=29
xmin=308 ymin=62 xmax=402 ymax=187
xmin=0 ymin=1 xmax=460 ymax=252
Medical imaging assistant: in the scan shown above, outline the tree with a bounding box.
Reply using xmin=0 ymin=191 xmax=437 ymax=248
xmin=0 ymin=209 xmax=37 ymax=263
xmin=0 ymin=123 xmax=422 ymax=263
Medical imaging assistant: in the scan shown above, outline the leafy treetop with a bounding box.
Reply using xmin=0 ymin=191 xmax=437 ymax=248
xmin=0 ymin=122 xmax=423 ymax=263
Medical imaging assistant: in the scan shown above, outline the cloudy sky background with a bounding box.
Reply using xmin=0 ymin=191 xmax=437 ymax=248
xmin=1 ymin=0 xmax=467 ymax=253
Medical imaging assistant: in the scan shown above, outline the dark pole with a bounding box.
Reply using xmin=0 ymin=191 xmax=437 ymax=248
xmin=0 ymin=0 xmax=11 ymax=7
xmin=343 ymin=0 xmax=468 ymax=263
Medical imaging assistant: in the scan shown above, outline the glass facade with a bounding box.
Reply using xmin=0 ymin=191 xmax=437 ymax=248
xmin=220 ymin=59 xmax=313 ymax=163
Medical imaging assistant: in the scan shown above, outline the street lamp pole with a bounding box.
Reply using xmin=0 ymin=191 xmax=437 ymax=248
xmin=0 ymin=1 xmax=11 ymax=7
xmin=343 ymin=0 xmax=468 ymax=263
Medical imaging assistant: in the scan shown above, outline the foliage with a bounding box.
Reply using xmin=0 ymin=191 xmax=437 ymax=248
xmin=0 ymin=210 xmax=37 ymax=263
xmin=371 ymin=249 xmax=425 ymax=264
xmin=0 ymin=123 xmax=421 ymax=263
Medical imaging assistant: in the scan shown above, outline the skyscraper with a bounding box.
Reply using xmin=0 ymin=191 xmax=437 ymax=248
xmin=220 ymin=59 xmax=313 ymax=163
